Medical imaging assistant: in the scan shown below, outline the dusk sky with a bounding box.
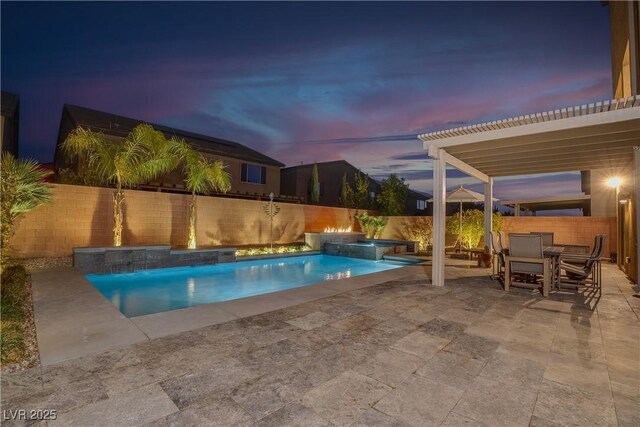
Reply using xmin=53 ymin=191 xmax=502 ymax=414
xmin=2 ymin=1 xmax=613 ymax=202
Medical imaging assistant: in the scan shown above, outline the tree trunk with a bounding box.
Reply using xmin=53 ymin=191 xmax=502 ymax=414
xmin=113 ymin=187 xmax=124 ymax=247
xmin=188 ymin=193 xmax=197 ymax=249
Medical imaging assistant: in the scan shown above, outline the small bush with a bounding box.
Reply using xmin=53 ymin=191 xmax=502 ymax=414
xmin=446 ymin=209 xmax=503 ymax=249
xmin=355 ymin=212 xmax=387 ymax=239
xmin=0 ymin=265 xmax=34 ymax=366
xmin=401 ymin=217 xmax=433 ymax=253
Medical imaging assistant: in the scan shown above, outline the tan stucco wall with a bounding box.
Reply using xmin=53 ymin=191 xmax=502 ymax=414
xmin=610 ymin=0 xmax=640 ymax=98
xmin=9 ymin=184 xmax=351 ymax=258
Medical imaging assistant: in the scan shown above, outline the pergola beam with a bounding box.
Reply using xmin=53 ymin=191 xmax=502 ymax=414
xmin=420 ymin=103 xmax=640 ymax=148
xmin=481 ymin=159 xmax=634 ymax=176
xmin=457 ymin=139 xmax=636 ymax=163
xmin=469 ymin=151 xmax=632 ymax=169
xmin=443 ymin=124 xmax=639 ymax=155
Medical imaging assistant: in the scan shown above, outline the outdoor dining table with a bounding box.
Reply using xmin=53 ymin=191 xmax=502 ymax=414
xmin=543 ymin=246 xmax=565 ymax=288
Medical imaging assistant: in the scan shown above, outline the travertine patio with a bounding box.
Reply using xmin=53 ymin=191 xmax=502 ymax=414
xmin=2 ymin=263 xmax=638 ymax=426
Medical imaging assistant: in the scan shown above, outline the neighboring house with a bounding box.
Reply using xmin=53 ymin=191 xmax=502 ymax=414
xmin=54 ymin=105 xmax=285 ymax=197
xmin=280 ymin=160 xmax=431 ymax=215
xmin=1 ymin=91 xmax=19 ymax=156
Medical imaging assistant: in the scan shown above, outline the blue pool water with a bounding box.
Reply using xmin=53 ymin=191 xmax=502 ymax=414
xmin=86 ymin=254 xmax=402 ymax=317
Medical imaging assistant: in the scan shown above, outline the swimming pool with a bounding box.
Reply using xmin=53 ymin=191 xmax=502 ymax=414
xmin=86 ymin=254 xmax=402 ymax=317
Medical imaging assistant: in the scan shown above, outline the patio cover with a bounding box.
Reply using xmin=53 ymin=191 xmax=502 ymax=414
xmin=501 ymin=195 xmax=591 ymax=216
xmin=419 ymin=95 xmax=640 ymax=286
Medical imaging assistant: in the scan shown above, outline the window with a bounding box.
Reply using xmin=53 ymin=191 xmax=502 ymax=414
xmin=417 ymin=200 xmax=427 ymax=210
xmin=370 ymin=192 xmax=376 ymax=200
xmin=241 ymin=163 xmax=267 ymax=184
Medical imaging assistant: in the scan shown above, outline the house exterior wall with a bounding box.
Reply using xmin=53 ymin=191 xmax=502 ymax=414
xmin=1 ymin=103 xmax=19 ymax=157
xmin=280 ymin=161 xmax=429 ymax=214
xmin=589 ymin=169 xmax=618 ymax=217
xmin=280 ymin=162 xmax=379 ymax=207
xmin=609 ymin=1 xmax=639 ymax=283
xmin=610 ymin=0 xmax=640 ymax=98
xmin=151 ymin=154 xmax=281 ymax=196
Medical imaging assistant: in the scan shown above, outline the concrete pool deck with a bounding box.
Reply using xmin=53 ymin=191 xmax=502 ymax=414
xmin=31 ymin=262 xmax=421 ymax=365
xmin=4 ymin=261 xmax=638 ymax=426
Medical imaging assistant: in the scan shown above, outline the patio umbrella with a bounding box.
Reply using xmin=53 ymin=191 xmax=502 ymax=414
xmin=429 ymin=186 xmax=498 ymax=244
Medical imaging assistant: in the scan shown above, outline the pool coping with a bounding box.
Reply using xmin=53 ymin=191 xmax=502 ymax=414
xmin=31 ymin=260 xmax=427 ymax=366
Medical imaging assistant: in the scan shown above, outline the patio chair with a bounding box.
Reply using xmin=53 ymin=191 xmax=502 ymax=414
xmin=530 ymin=232 xmax=554 ymax=247
xmin=504 ymin=233 xmax=550 ymax=297
xmin=498 ymin=231 xmax=507 ymax=253
xmin=559 ymin=234 xmax=606 ymax=289
xmin=489 ymin=231 xmax=505 ymax=281
xmin=445 ymin=233 xmax=461 ymax=255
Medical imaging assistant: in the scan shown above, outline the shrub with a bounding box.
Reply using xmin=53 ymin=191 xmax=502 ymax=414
xmin=446 ymin=209 xmax=503 ymax=249
xmin=1 ymin=153 xmax=53 ymax=272
xmin=401 ymin=217 xmax=433 ymax=253
xmin=0 ymin=265 xmax=34 ymax=366
xmin=377 ymin=174 xmax=408 ymax=215
xmin=57 ymin=167 xmax=106 ymax=187
xmin=355 ymin=212 xmax=387 ymax=239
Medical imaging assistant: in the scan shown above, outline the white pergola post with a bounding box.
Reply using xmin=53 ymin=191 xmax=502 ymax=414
xmin=428 ymin=146 xmax=490 ymax=287
xmin=431 ymin=148 xmax=447 ymax=287
xmin=484 ymin=177 xmax=493 ymax=251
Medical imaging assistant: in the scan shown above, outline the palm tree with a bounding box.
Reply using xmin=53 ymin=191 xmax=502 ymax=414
xmin=61 ymin=124 xmax=178 ymax=246
xmin=311 ymin=163 xmax=320 ymax=204
xmin=172 ymin=140 xmax=231 ymax=249
xmin=1 ymin=153 xmax=53 ymax=271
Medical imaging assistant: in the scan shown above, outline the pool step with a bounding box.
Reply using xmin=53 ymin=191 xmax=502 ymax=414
xmin=382 ymin=254 xmax=427 ymax=264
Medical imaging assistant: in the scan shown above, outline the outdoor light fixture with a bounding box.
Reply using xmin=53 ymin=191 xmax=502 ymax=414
xmin=606 ymin=176 xmax=622 ymax=188
xmin=619 ymin=192 xmax=630 ymax=204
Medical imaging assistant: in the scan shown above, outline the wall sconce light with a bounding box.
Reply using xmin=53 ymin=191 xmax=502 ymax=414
xmin=606 ymin=176 xmax=622 ymax=188
xmin=619 ymin=192 xmax=630 ymax=204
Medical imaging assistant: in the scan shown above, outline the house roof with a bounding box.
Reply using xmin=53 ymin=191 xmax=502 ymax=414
xmin=282 ymin=159 xmax=431 ymax=199
xmin=1 ymin=92 xmax=19 ymax=117
xmin=60 ymin=104 xmax=285 ymax=167
xmin=419 ymin=96 xmax=640 ymax=177
xmin=281 ymin=159 xmax=357 ymax=171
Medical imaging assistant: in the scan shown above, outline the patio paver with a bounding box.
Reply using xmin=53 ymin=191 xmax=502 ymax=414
xmin=2 ymin=262 xmax=638 ymax=426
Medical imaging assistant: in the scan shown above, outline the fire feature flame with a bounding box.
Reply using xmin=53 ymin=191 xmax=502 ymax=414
xmin=323 ymin=226 xmax=352 ymax=233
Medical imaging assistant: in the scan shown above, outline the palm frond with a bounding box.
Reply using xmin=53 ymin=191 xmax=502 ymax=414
xmin=1 ymin=153 xmax=53 ymax=216
xmin=60 ymin=127 xmax=115 ymax=182
xmin=205 ymin=159 xmax=232 ymax=193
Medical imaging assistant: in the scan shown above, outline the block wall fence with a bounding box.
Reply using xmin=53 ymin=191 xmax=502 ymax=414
xmin=9 ymin=184 xmax=352 ymax=258
xmin=9 ymin=184 xmax=616 ymax=258
xmin=380 ymin=216 xmax=617 ymax=257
